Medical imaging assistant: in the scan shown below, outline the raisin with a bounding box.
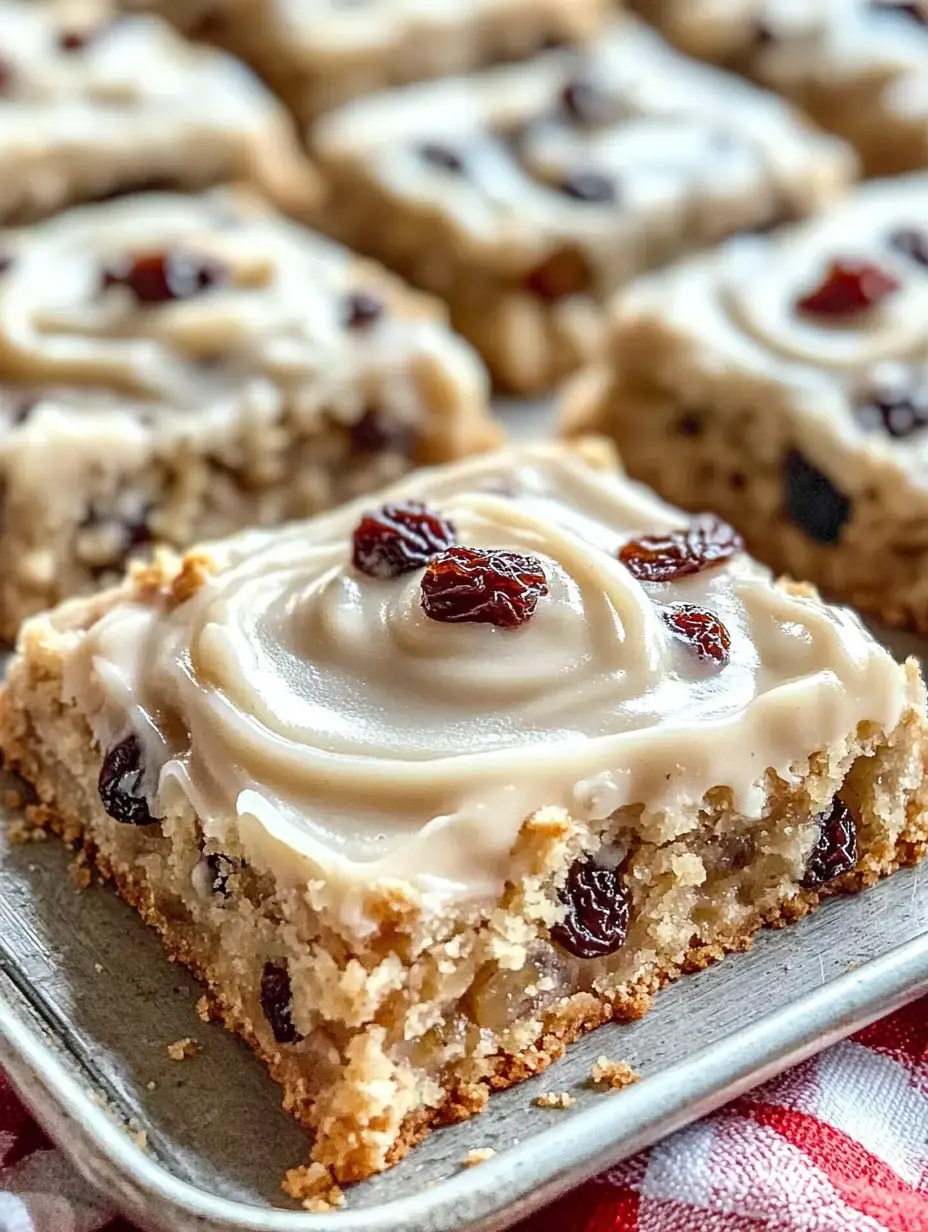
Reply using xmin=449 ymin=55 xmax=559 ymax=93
xmin=0 ymin=58 xmax=12 ymax=95
xmin=524 ymin=247 xmax=593 ymax=300
xmin=802 ymin=797 xmax=858 ymax=888
xmin=675 ymin=412 xmax=704 ymax=437
xmin=783 ymin=449 xmax=851 ymax=544
xmin=420 ymin=546 xmax=548 ymax=628
xmin=752 ymin=20 xmax=777 ymax=46
xmin=795 ymin=259 xmax=901 ymax=317
xmin=98 ymin=734 xmax=156 ymax=827
xmin=618 ymin=515 xmax=743 ymax=583
xmin=418 ymin=142 xmax=465 ymax=173
xmin=343 ymin=290 xmax=384 ymax=330
xmin=260 ymin=961 xmax=302 ymax=1044
xmin=888 ymin=226 xmax=928 ymax=267
xmin=101 ymin=250 xmax=226 ymax=304
xmin=353 ymin=501 xmax=455 ymax=579
xmin=350 ymin=407 xmax=417 ymax=457
xmin=58 ymin=28 xmax=91 ymax=51
xmin=560 ymin=171 xmax=617 ymax=204
xmin=551 ymin=858 xmax=631 ymax=959
xmin=0 ymin=253 xmax=14 ymax=275
xmin=662 ymin=604 xmax=732 ymax=665
xmin=856 ymin=380 xmax=928 ymax=438
xmin=559 ymin=77 xmax=612 ymax=125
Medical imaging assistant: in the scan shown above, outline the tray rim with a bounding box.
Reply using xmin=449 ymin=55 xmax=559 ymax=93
xmin=2 ymin=930 xmax=928 ymax=1232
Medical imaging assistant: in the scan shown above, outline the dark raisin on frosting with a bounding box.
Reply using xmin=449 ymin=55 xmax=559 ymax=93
xmin=98 ymin=734 xmax=156 ymax=827
xmin=869 ymin=1 xmax=928 ymax=24
xmin=343 ymin=290 xmax=384 ymax=331
xmin=795 ymin=259 xmax=901 ymax=317
xmin=559 ymin=76 xmax=612 ymax=126
xmin=420 ymin=546 xmax=548 ymax=628
xmin=662 ymin=604 xmax=732 ymax=665
xmin=783 ymin=449 xmax=852 ymax=545
xmin=619 ymin=515 xmax=743 ymax=584
xmin=888 ymin=226 xmax=928 ymax=267
xmin=353 ymin=501 xmax=455 ymax=579
xmin=260 ymin=961 xmax=303 ymax=1044
xmin=101 ymin=250 xmax=226 ymax=305
xmin=560 ymin=170 xmax=617 ymax=204
xmin=802 ymin=797 xmax=858 ymax=888
xmin=551 ymin=857 xmax=631 ymax=959
xmin=856 ymin=380 xmax=928 ymax=438
xmin=418 ymin=142 xmax=466 ymax=174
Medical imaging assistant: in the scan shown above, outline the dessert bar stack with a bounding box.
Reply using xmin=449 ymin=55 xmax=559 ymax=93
xmin=3 ymin=0 xmax=928 ymax=1202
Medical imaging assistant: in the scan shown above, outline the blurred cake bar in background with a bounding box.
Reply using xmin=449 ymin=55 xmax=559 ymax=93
xmin=631 ymin=0 xmax=928 ymax=175
xmin=0 ymin=0 xmax=316 ymax=222
xmin=3 ymin=441 xmax=926 ymax=1184
xmin=0 ymin=187 xmax=496 ymax=641
xmin=137 ymin=0 xmax=610 ymax=122
xmin=564 ymin=174 xmax=928 ymax=631
xmin=311 ymin=17 xmax=856 ymax=394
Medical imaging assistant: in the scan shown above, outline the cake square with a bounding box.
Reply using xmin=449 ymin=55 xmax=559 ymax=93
xmin=3 ymin=440 xmax=925 ymax=1186
xmin=0 ymin=186 xmax=496 ymax=641
xmin=563 ymin=175 xmax=928 ymax=633
xmin=632 ymin=0 xmax=928 ymax=175
xmin=310 ymin=17 xmax=856 ymax=393
xmin=140 ymin=0 xmax=609 ymax=122
xmin=0 ymin=0 xmax=317 ymax=222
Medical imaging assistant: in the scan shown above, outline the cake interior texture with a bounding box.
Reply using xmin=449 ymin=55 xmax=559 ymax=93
xmin=2 ymin=443 xmax=926 ymax=1187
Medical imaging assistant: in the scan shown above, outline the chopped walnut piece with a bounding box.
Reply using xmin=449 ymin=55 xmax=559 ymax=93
xmin=462 ymin=1147 xmax=496 ymax=1167
xmin=535 ymin=1090 xmax=574 ymax=1109
xmin=590 ymin=1056 xmax=639 ymax=1090
xmin=166 ymin=1037 xmax=199 ymax=1061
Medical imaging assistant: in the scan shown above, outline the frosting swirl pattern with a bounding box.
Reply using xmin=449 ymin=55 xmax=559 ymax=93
xmin=64 ymin=445 xmax=906 ymax=924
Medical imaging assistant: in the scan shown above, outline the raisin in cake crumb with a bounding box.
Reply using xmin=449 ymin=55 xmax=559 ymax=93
xmin=589 ymin=1056 xmax=639 ymax=1090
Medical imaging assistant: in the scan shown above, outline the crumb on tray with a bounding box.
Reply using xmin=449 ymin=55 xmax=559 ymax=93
xmin=535 ymin=1090 xmax=574 ymax=1109
xmin=166 ymin=1037 xmax=199 ymax=1061
xmin=462 ymin=1147 xmax=496 ymax=1167
xmin=590 ymin=1056 xmax=639 ymax=1090
xmin=282 ymin=1161 xmax=345 ymax=1211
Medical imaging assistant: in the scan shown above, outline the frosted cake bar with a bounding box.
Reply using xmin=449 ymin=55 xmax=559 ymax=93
xmin=3 ymin=442 xmax=926 ymax=1185
xmin=0 ymin=187 xmax=496 ymax=640
xmin=565 ymin=175 xmax=928 ymax=632
xmin=140 ymin=0 xmax=609 ymax=122
xmin=632 ymin=0 xmax=928 ymax=175
xmin=311 ymin=17 xmax=855 ymax=393
xmin=0 ymin=0 xmax=316 ymax=221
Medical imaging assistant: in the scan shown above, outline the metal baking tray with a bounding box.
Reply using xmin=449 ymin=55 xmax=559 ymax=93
xmin=0 ymin=400 xmax=927 ymax=1231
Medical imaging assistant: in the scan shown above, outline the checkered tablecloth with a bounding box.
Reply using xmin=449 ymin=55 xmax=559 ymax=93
xmin=2 ymin=996 xmax=927 ymax=1232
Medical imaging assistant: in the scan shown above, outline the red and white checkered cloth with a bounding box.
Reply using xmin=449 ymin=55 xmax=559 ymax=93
xmin=2 ymin=997 xmax=928 ymax=1232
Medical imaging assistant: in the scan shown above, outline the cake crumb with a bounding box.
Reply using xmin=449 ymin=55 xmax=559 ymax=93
xmin=3 ymin=788 xmax=24 ymax=810
xmin=69 ymin=853 xmax=92 ymax=889
xmin=129 ymin=1129 xmax=148 ymax=1151
xmin=94 ymin=962 xmax=103 ymax=974
xmin=167 ymin=1037 xmax=199 ymax=1061
xmin=282 ymin=1161 xmax=344 ymax=1211
xmin=535 ymin=1091 xmax=574 ymax=1109
xmin=7 ymin=814 xmax=46 ymax=844
xmin=146 ymin=1080 xmax=157 ymax=1091
xmin=462 ymin=1147 xmax=496 ymax=1167
xmin=590 ymin=1056 xmax=639 ymax=1091
xmin=195 ymin=994 xmax=213 ymax=1023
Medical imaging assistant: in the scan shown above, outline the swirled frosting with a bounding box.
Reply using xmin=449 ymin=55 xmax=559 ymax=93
xmin=59 ymin=444 xmax=908 ymax=928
